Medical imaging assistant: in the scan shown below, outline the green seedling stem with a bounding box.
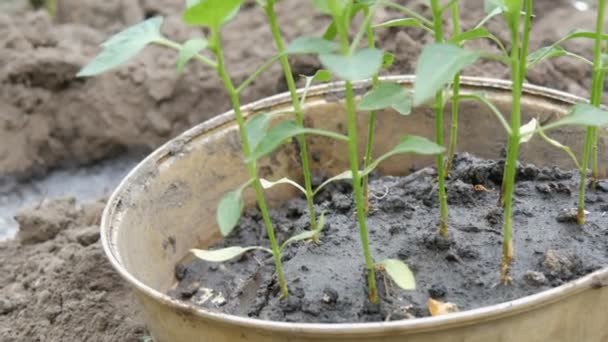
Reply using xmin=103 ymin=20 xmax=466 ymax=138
xmin=333 ymin=4 xmax=378 ymax=304
xmin=430 ymin=0 xmax=449 ymax=237
xmin=264 ymin=0 xmax=318 ymax=234
xmin=578 ymin=0 xmax=606 ymax=224
xmin=446 ymin=0 xmax=462 ymax=172
xmin=362 ymin=6 xmax=380 ymax=214
xmin=500 ymin=0 xmax=532 ymax=284
xmin=212 ymin=31 xmax=288 ymax=297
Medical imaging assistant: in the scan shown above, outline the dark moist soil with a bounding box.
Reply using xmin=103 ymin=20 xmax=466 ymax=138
xmin=170 ymin=154 xmax=608 ymax=323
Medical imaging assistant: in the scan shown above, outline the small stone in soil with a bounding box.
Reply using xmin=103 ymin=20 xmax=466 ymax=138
xmin=175 ymin=263 xmax=187 ymax=281
xmin=524 ymin=271 xmax=548 ymax=286
xmin=595 ymin=180 xmax=608 ymax=192
xmin=556 ymin=208 xmax=579 ymax=223
xmin=428 ymin=284 xmax=447 ymax=299
xmin=321 ymin=287 xmax=339 ymax=305
xmin=542 ymin=249 xmax=581 ymax=281
xmin=179 ymin=282 xmax=199 ymax=299
xmin=535 ymin=183 xmax=551 ymax=194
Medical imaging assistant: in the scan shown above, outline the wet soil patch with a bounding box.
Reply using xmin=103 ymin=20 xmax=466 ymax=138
xmin=170 ymin=154 xmax=608 ymax=323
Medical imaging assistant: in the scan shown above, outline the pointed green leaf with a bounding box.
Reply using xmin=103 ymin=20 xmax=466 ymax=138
xmin=413 ymin=44 xmax=479 ymax=106
xmin=311 ymin=69 xmax=332 ymax=82
xmin=475 ymin=5 xmax=504 ymax=28
xmin=320 ymin=48 xmax=384 ymax=81
xmin=377 ymin=259 xmax=416 ymax=290
xmin=538 ymin=128 xmax=581 ymax=169
xmin=484 ymin=0 xmax=506 ymax=14
xmin=78 ymin=17 xmax=164 ymax=77
xmin=358 ymin=82 xmax=412 ymax=115
xmin=450 ymin=27 xmax=491 ymax=44
xmin=248 ymin=121 xmax=348 ymax=162
xmin=313 ymin=170 xmax=356 ymax=195
xmin=366 ymin=135 xmax=445 ymax=175
xmin=286 ymin=37 xmax=339 ymax=55
xmin=191 ymin=246 xmax=270 ymax=262
xmin=374 ymin=18 xmax=424 ymax=29
xmin=313 ymin=0 xmax=349 ymax=15
xmin=316 ymin=211 xmax=327 ymax=232
xmin=245 ymin=113 xmax=270 ymax=151
xmin=260 ymin=177 xmax=307 ymax=196
xmin=301 ymin=70 xmax=332 ymax=105
xmin=183 ymin=0 xmax=243 ymax=28
xmin=519 ymin=118 xmax=537 ymax=143
xmin=391 ymin=97 xmax=412 ymax=115
xmin=382 ymin=52 xmax=395 ymax=69
xmin=280 ymin=230 xmax=317 ymax=251
xmin=385 ymin=135 xmax=445 ymax=156
xmin=527 ymin=45 xmax=567 ymax=68
xmin=176 ymin=38 xmax=208 ymax=73
xmin=546 ymin=103 xmax=608 ymax=129
xmin=217 ymin=189 xmax=244 ymax=236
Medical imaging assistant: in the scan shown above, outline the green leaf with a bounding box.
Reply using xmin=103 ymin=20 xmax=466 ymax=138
xmin=519 ymin=118 xmax=537 ymax=143
xmin=280 ymin=230 xmax=317 ymax=251
xmin=538 ymin=127 xmax=581 ymax=170
xmin=217 ymin=189 xmax=244 ymax=236
xmin=176 ymin=38 xmax=208 ymax=73
xmin=191 ymin=246 xmax=270 ymax=262
xmin=366 ymin=135 xmax=445 ymax=175
xmin=313 ymin=170 xmax=356 ymax=195
xmin=374 ymin=18 xmax=425 ymax=29
xmin=413 ymin=43 xmax=479 ymax=106
xmin=385 ymin=135 xmax=445 ymax=155
xmin=260 ymin=177 xmax=307 ymax=196
xmin=358 ymin=82 xmax=411 ymax=115
xmin=449 ymin=27 xmax=492 ymax=44
xmin=78 ymin=17 xmax=164 ymax=77
xmin=316 ymin=211 xmax=327 ymax=232
xmin=545 ymin=103 xmax=608 ymax=129
xmin=248 ymin=121 xmax=348 ymax=162
xmin=183 ymin=0 xmax=243 ymax=28
xmin=475 ymin=5 xmax=504 ymax=28
xmin=527 ymin=45 xmax=567 ymax=68
xmin=312 ymin=0 xmax=349 ymax=15
xmin=310 ymin=69 xmax=332 ymax=82
xmin=300 ymin=70 xmax=332 ymax=105
xmin=382 ymin=52 xmax=395 ymax=69
xmin=377 ymin=259 xmax=416 ymax=290
xmin=286 ymin=37 xmax=339 ymax=55
xmin=320 ymin=48 xmax=384 ymax=81
xmin=484 ymin=0 xmax=506 ymax=14
xmin=245 ymin=113 xmax=270 ymax=151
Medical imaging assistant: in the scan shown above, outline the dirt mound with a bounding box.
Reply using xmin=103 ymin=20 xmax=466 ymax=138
xmin=0 ymin=198 xmax=146 ymax=341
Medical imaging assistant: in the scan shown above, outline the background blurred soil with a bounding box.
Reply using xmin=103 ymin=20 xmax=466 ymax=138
xmin=0 ymin=0 xmax=603 ymax=341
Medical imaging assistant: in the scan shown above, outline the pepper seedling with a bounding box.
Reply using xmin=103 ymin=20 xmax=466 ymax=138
xmin=427 ymin=0 xmax=608 ymax=283
xmin=77 ymin=0 xmax=297 ymax=297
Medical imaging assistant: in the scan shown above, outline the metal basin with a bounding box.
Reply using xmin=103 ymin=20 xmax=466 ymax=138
xmin=101 ymin=76 xmax=608 ymax=341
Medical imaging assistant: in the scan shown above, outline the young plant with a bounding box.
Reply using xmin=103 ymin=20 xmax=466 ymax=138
xmin=77 ymin=0 xmax=296 ymax=297
xmin=440 ymin=0 xmax=608 ymax=283
xmin=309 ymin=0 xmax=444 ymax=303
xmin=445 ymin=1 xmax=462 ymax=172
xmin=578 ymin=0 xmax=607 ymax=224
xmin=260 ymin=0 xmax=322 ymax=233
xmin=358 ymin=3 xmax=412 ymax=214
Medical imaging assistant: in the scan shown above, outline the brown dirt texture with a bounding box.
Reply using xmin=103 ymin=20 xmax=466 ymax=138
xmin=0 ymin=0 xmax=604 ymax=340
